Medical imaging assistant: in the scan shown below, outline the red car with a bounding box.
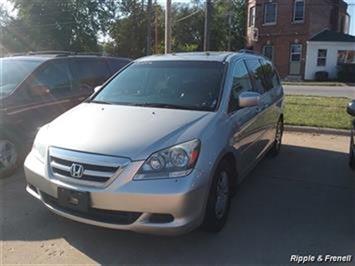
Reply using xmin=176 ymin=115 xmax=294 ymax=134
xmin=0 ymin=52 xmax=131 ymax=177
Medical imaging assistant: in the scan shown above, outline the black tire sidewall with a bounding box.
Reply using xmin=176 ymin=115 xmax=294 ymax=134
xmin=202 ymin=160 xmax=233 ymax=232
xmin=0 ymin=135 xmax=21 ymax=178
xmin=270 ymin=117 xmax=284 ymax=157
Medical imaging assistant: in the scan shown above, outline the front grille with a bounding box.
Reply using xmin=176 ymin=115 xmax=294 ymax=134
xmin=49 ymin=147 xmax=130 ymax=186
xmin=41 ymin=192 xmax=141 ymax=225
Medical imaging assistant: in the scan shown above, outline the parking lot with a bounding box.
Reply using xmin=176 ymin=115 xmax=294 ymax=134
xmin=1 ymin=132 xmax=354 ymax=265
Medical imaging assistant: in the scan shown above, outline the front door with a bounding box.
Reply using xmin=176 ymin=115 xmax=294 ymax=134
xmin=289 ymin=44 xmax=302 ymax=75
xmin=228 ymin=59 xmax=266 ymax=177
xmin=7 ymin=59 xmax=75 ymax=141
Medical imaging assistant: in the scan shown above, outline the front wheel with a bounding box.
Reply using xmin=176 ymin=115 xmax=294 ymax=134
xmin=0 ymin=138 xmax=20 ymax=178
xmin=201 ymin=160 xmax=232 ymax=233
xmin=269 ymin=117 xmax=284 ymax=157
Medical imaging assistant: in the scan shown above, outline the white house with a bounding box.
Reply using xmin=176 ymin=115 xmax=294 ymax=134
xmin=305 ymin=30 xmax=355 ymax=80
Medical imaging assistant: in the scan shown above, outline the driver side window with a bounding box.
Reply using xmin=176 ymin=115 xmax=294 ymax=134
xmin=229 ymin=60 xmax=253 ymax=113
xmin=29 ymin=61 xmax=72 ymax=99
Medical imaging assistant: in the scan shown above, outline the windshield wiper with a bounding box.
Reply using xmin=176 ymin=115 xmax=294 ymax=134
xmin=90 ymin=100 xmax=113 ymax=105
xmin=135 ymin=103 xmax=200 ymax=110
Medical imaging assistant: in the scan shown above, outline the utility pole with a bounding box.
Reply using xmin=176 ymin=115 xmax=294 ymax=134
xmin=203 ymin=0 xmax=211 ymax=51
xmin=227 ymin=11 xmax=232 ymax=51
xmin=165 ymin=0 xmax=172 ymax=53
xmin=146 ymin=0 xmax=152 ymax=55
xmin=155 ymin=9 xmax=159 ymax=54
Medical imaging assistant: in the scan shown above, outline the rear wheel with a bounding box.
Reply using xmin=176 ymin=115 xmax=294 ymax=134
xmin=0 ymin=138 xmax=20 ymax=178
xmin=269 ymin=117 xmax=284 ymax=157
xmin=202 ymin=160 xmax=232 ymax=233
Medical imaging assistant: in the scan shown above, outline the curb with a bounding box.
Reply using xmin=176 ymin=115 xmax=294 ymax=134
xmin=285 ymin=125 xmax=351 ymax=136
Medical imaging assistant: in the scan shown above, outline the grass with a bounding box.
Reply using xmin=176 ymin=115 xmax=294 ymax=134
xmin=284 ymin=95 xmax=352 ymax=130
xmin=282 ymin=81 xmax=346 ymax=87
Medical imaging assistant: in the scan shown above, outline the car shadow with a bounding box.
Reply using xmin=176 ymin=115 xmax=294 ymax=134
xmin=1 ymin=144 xmax=355 ymax=264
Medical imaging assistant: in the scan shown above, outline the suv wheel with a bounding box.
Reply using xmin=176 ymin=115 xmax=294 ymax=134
xmin=202 ymin=160 xmax=232 ymax=233
xmin=269 ymin=117 xmax=284 ymax=157
xmin=0 ymin=138 xmax=19 ymax=178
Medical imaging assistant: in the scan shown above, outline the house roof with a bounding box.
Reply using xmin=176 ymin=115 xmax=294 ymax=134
xmin=310 ymin=30 xmax=355 ymax=43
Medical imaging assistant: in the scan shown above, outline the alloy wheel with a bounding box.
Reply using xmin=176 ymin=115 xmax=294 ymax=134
xmin=215 ymin=171 xmax=229 ymax=219
xmin=275 ymin=120 xmax=283 ymax=151
xmin=0 ymin=140 xmax=18 ymax=172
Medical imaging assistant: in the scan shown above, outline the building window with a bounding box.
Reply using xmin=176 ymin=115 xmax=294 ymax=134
xmin=317 ymin=49 xmax=327 ymax=66
xmin=262 ymin=45 xmax=274 ymax=61
xmin=293 ymin=0 xmax=305 ymax=22
xmin=290 ymin=44 xmax=302 ymax=61
xmin=337 ymin=50 xmax=355 ymax=64
xmin=249 ymin=6 xmax=256 ymax=27
xmin=264 ymin=3 xmax=277 ymax=25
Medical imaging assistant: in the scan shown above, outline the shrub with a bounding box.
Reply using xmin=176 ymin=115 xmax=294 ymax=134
xmin=337 ymin=64 xmax=355 ymax=82
xmin=314 ymin=71 xmax=329 ymax=81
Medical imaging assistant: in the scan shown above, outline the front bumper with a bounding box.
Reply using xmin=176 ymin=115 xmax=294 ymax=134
xmin=24 ymin=152 xmax=209 ymax=235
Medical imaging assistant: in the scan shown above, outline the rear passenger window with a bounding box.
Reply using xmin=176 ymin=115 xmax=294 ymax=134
xmin=70 ymin=59 xmax=111 ymax=91
xmin=260 ymin=59 xmax=281 ymax=90
xmin=30 ymin=60 xmax=72 ymax=97
xmin=229 ymin=60 xmax=253 ymax=112
xmin=245 ymin=59 xmax=266 ymax=94
xmin=259 ymin=59 xmax=273 ymax=91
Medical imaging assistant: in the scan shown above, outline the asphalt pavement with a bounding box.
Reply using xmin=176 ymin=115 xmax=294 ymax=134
xmin=284 ymin=85 xmax=355 ymax=98
xmin=1 ymin=132 xmax=355 ymax=265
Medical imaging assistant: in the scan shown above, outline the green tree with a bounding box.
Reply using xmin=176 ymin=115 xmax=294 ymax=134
xmin=2 ymin=0 xmax=117 ymax=53
xmin=109 ymin=0 xmax=147 ymax=58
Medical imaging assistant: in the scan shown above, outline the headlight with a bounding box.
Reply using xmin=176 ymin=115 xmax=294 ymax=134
xmin=32 ymin=126 xmax=49 ymax=163
xmin=134 ymin=139 xmax=200 ymax=180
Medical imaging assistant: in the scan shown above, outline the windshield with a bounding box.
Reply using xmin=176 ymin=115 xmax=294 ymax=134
xmin=93 ymin=61 xmax=225 ymax=111
xmin=0 ymin=59 xmax=42 ymax=97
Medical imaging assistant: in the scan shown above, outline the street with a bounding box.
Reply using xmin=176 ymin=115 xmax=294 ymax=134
xmin=1 ymin=132 xmax=355 ymax=265
xmin=284 ymin=85 xmax=355 ymax=98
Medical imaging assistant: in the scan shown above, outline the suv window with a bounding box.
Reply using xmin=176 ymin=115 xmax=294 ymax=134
xmin=30 ymin=60 xmax=72 ymax=97
xmin=229 ymin=60 xmax=253 ymax=112
xmin=245 ymin=59 xmax=266 ymax=94
xmin=260 ymin=59 xmax=281 ymax=89
xmin=70 ymin=58 xmax=111 ymax=91
xmin=107 ymin=59 xmax=130 ymax=74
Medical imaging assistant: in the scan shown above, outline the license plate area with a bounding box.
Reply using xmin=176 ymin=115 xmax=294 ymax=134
xmin=57 ymin=187 xmax=90 ymax=212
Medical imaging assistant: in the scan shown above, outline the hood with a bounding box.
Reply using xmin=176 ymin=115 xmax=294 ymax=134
xmin=46 ymin=103 xmax=215 ymax=160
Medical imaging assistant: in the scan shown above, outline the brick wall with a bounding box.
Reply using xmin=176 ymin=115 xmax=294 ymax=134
xmin=245 ymin=0 xmax=349 ymax=79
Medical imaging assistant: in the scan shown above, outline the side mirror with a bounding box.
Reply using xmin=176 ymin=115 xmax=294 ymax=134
xmin=30 ymin=84 xmax=50 ymax=97
xmin=347 ymin=100 xmax=355 ymax=116
xmin=94 ymin=85 xmax=102 ymax=94
xmin=238 ymin=91 xmax=261 ymax=108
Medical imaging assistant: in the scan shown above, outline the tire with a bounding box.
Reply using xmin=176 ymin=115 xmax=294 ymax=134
xmin=202 ymin=160 xmax=232 ymax=233
xmin=0 ymin=137 xmax=21 ymax=178
xmin=269 ymin=116 xmax=284 ymax=157
xmin=349 ymin=134 xmax=355 ymax=170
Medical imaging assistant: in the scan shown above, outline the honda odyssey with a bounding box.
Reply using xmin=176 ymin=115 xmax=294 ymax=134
xmin=24 ymin=51 xmax=284 ymax=235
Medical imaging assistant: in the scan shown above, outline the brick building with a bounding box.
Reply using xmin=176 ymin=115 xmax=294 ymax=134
xmin=245 ymin=0 xmax=351 ymax=79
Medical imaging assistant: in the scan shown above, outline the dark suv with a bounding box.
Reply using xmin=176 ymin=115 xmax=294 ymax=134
xmin=0 ymin=52 xmax=131 ymax=176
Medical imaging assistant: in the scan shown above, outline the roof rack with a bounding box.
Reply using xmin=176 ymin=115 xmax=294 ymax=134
xmin=238 ymin=49 xmax=260 ymax=55
xmin=27 ymin=51 xmax=75 ymax=56
xmin=7 ymin=50 xmax=124 ymax=58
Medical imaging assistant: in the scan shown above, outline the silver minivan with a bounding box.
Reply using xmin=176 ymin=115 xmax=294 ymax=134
xmin=24 ymin=52 xmax=284 ymax=235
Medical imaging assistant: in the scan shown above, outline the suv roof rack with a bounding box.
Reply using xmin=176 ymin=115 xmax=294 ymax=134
xmin=7 ymin=50 xmax=124 ymax=58
xmin=238 ymin=49 xmax=260 ymax=55
xmin=27 ymin=51 xmax=75 ymax=56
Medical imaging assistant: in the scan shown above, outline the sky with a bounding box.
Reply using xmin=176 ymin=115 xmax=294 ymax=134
xmin=347 ymin=0 xmax=355 ymax=35
xmin=2 ymin=0 xmax=355 ymax=35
